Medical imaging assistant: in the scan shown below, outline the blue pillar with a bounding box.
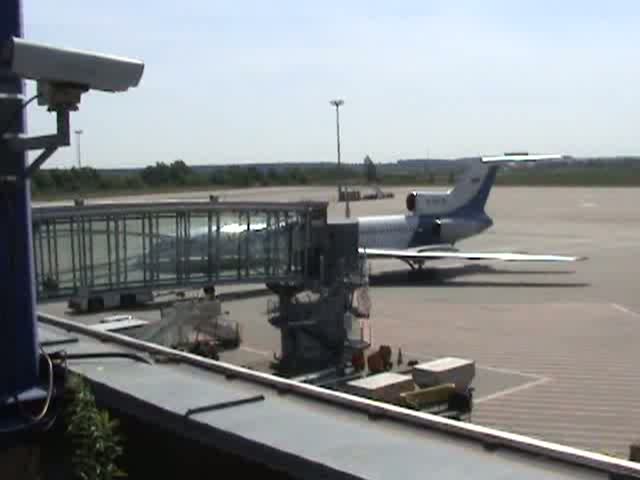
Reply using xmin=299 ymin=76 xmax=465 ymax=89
xmin=0 ymin=0 xmax=39 ymax=401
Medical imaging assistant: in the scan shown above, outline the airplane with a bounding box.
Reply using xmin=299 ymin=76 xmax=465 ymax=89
xmin=145 ymin=153 xmax=585 ymax=278
xmin=356 ymin=153 xmax=586 ymax=276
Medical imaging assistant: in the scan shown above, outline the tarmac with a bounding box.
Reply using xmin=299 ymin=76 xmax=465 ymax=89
xmin=38 ymin=184 xmax=640 ymax=458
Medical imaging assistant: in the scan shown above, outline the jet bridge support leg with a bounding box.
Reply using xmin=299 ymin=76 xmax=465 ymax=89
xmin=267 ymin=220 xmax=369 ymax=377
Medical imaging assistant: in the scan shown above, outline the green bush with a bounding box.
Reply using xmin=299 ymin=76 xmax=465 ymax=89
xmin=64 ymin=375 xmax=126 ymax=480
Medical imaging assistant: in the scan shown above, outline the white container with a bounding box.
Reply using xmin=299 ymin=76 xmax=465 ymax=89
xmin=346 ymin=372 xmax=414 ymax=403
xmin=412 ymin=357 xmax=475 ymax=392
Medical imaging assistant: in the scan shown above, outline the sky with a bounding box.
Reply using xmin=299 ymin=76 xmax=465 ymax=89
xmin=20 ymin=0 xmax=640 ymax=169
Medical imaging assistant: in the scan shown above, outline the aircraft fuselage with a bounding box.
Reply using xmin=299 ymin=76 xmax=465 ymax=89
xmin=357 ymin=213 xmax=493 ymax=250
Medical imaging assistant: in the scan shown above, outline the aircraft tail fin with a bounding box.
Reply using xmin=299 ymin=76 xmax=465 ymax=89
xmin=448 ymin=160 xmax=498 ymax=215
xmin=450 ymin=153 xmax=563 ymax=214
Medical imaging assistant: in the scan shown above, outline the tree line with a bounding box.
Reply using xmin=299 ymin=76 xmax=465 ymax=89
xmin=31 ymin=158 xmax=640 ymax=199
xmin=31 ymin=160 xmax=364 ymax=197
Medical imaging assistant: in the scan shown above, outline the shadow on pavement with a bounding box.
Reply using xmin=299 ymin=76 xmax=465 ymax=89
xmin=369 ymin=264 xmax=590 ymax=288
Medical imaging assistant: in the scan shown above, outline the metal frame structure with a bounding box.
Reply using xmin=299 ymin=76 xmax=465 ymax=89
xmin=32 ymin=200 xmax=328 ymax=300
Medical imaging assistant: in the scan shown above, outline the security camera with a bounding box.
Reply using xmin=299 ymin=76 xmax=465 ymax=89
xmin=1 ymin=37 xmax=145 ymax=178
xmin=1 ymin=37 xmax=144 ymax=93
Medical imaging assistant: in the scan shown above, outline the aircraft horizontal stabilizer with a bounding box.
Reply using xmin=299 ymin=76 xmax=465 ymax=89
xmin=359 ymin=247 xmax=586 ymax=262
xmin=481 ymin=153 xmax=564 ymax=163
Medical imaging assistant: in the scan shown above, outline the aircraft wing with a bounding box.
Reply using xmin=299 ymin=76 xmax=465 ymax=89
xmin=359 ymin=247 xmax=585 ymax=262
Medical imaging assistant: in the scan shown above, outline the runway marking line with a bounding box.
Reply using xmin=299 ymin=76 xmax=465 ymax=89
xmin=610 ymin=303 xmax=640 ymax=318
xmin=404 ymin=350 xmax=551 ymax=404
xmin=404 ymin=351 xmax=543 ymax=380
xmin=474 ymin=377 xmax=551 ymax=404
xmin=475 ymin=363 xmax=545 ymax=380
xmin=239 ymin=346 xmax=272 ymax=356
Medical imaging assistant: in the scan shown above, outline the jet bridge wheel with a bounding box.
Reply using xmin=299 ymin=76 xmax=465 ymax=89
xmin=87 ymin=296 xmax=104 ymax=313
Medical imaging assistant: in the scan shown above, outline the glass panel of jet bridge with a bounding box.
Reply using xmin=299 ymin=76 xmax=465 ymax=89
xmin=31 ymin=200 xmax=326 ymax=301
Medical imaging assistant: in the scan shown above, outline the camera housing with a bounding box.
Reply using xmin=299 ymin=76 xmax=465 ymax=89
xmin=1 ymin=37 xmax=145 ymax=178
xmin=2 ymin=37 xmax=144 ymax=93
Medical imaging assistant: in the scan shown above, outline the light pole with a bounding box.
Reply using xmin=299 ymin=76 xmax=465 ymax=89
xmin=74 ymin=129 xmax=83 ymax=168
xmin=329 ymin=99 xmax=350 ymax=217
xmin=330 ymin=99 xmax=343 ymax=168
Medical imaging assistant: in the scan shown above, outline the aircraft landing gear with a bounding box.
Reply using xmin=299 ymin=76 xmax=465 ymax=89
xmin=403 ymin=260 xmax=429 ymax=282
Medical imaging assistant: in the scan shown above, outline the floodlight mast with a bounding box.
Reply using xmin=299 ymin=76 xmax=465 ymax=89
xmin=75 ymin=128 xmax=83 ymax=168
xmin=329 ymin=98 xmax=350 ymax=218
xmin=329 ymin=98 xmax=344 ymax=169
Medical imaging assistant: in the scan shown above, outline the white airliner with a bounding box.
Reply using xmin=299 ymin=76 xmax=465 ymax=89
xmin=356 ymin=153 xmax=586 ymax=273
xmin=148 ymin=153 xmax=584 ymax=277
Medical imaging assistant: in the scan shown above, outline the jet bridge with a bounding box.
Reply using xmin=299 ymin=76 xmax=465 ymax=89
xmin=32 ymin=199 xmax=328 ymax=308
